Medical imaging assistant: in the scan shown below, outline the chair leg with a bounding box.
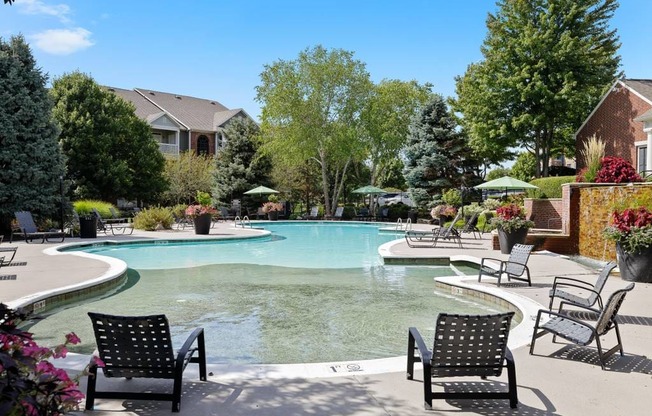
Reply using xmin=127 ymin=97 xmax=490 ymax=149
xmin=422 ymin=360 xmax=433 ymax=410
xmin=407 ymin=330 xmax=416 ymax=380
xmin=85 ymin=364 xmax=98 ymax=410
xmin=595 ymin=337 xmax=606 ymax=370
xmin=505 ymin=350 xmax=518 ymax=408
xmin=172 ymin=371 xmax=183 ymax=412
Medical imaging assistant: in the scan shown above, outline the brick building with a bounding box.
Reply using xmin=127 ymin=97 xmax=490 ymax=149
xmin=108 ymin=87 xmax=256 ymax=157
xmin=575 ymin=78 xmax=652 ymax=174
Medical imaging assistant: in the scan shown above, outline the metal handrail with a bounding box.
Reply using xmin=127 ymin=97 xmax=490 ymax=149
xmin=235 ymin=215 xmax=252 ymax=228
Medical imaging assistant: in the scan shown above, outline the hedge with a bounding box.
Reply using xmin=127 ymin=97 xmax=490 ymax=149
xmin=525 ymin=176 xmax=576 ymax=199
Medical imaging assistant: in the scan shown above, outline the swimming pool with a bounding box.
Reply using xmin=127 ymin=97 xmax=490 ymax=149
xmin=31 ymin=222 xmax=502 ymax=364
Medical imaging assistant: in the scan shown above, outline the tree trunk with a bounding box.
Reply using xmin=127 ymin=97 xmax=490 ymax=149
xmin=319 ymin=152 xmax=332 ymax=217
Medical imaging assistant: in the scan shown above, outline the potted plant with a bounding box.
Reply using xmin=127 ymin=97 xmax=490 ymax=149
xmin=74 ymin=205 xmax=97 ymax=239
xmin=603 ymin=207 xmax=652 ymax=282
xmin=493 ymin=203 xmax=534 ymax=254
xmin=185 ymin=191 xmax=217 ymax=235
xmin=430 ymin=204 xmax=457 ymax=226
xmin=261 ymin=201 xmax=284 ymax=221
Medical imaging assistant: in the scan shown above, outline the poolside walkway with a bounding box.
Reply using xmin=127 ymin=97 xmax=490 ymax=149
xmin=2 ymin=221 xmax=651 ymax=415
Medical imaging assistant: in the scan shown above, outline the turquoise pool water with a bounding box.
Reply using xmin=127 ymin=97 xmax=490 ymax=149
xmin=31 ymin=222 xmax=501 ymax=364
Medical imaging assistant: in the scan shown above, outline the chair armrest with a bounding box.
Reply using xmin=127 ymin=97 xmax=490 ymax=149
xmin=480 ymin=257 xmax=504 ymax=270
xmin=408 ymin=327 xmax=432 ymax=363
xmin=534 ymin=309 xmax=593 ymax=330
xmin=552 ymin=276 xmax=594 ymax=289
xmin=551 ymin=282 xmax=601 ymax=298
xmin=175 ymin=327 xmax=205 ymax=371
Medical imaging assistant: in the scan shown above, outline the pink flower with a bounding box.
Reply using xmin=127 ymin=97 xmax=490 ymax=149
xmin=92 ymin=355 xmax=106 ymax=367
xmin=65 ymin=332 xmax=81 ymax=345
xmin=53 ymin=344 xmax=68 ymax=359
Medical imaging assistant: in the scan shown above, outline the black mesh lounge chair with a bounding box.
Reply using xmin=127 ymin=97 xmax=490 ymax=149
xmin=530 ymin=283 xmax=634 ymax=370
xmin=548 ymin=262 xmax=617 ymax=312
xmin=93 ymin=209 xmax=134 ymax=235
xmin=326 ymin=206 xmax=344 ymax=220
xmin=407 ymin=312 xmax=517 ymax=410
xmin=458 ymin=212 xmax=480 ymax=239
xmin=220 ymin=207 xmax=236 ymax=221
xmin=0 ymin=246 xmax=18 ymax=267
xmin=307 ymin=206 xmax=321 ymax=220
xmin=478 ymin=244 xmax=533 ymax=287
xmin=86 ymin=312 xmax=207 ymax=412
xmin=11 ymin=211 xmax=66 ymax=243
xmin=405 ymin=211 xmax=463 ymax=248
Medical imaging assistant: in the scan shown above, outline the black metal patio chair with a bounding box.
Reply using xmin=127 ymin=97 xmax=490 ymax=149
xmin=86 ymin=312 xmax=207 ymax=412
xmin=405 ymin=210 xmax=463 ymax=248
xmin=93 ymin=208 xmax=134 ymax=235
xmin=407 ymin=312 xmax=518 ymax=410
xmin=548 ymin=262 xmax=617 ymax=311
xmin=478 ymin=244 xmax=533 ymax=287
xmin=530 ymin=283 xmax=634 ymax=370
xmin=458 ymin=212 xmax=480 ymax=239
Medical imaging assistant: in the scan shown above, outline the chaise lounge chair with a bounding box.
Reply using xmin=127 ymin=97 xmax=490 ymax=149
xmin=477 ymin=244 xmax=533 ymax=287
xmin=530 ymin=283 xmax=634 ymax=370
xmin=0 ymin=246 xmax=19 ymax=267
xmin=11 ymin=211 xmax=66 ymax=243
xmin=404 ymin=211 xmax=463 ymax=248
xmin=457 ymin=212 xmax=480 ymax=239
xmin=86 ymin=312 xmax=207 ymax=412
xmin=93 ymin=209 xmax=134 ymax=235
xmin=548 ymin=262 xmax=617 ymax=312
xmin=325 ymin=206 xmax=344 ymax=220
xmin=407 ymin=312 xmax=518 ymax=409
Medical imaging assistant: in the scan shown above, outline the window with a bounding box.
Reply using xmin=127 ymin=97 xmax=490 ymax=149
xmin=637 ymin=145 xmax=647 ymax=174
xmin=197 ymin=135 xmax=209 ymax=155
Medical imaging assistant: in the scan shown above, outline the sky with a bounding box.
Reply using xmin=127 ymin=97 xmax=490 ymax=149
xmin=2 ymin=0 xmax=652 ymax=121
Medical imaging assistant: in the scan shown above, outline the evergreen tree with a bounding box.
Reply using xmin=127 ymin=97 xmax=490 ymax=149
xmin=0 ymin=35 xmax=66 ymax=233
xmin=213 ymin=117 xmax=272 ymax=209
xmin=452 ymin=0 xmax=621 ymax=177
xmin=404 ymin=95 xmax=481 ymax=208
xmin=51 ymin=71 xmax=166 ymax=203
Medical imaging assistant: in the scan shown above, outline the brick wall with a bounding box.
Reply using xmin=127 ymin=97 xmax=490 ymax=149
xmin=524 ymin=198 xmax=562 ymax=229
xmin=189 ymin=131 xmax=217 ymax=155
xmin=575 ymin=82 xmax=650 ymax=169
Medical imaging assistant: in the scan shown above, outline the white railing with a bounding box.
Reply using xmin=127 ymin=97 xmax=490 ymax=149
xmin=234 ymin=216 xmax=252 ymax=228
xmin=158 ymin=143 xmax=178 ymax=155
xmin=395 ymin=217 xmax=412 ymax=231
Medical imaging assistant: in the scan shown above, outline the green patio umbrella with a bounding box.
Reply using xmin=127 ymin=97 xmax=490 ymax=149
xmin=474 ymin=176 xmax=538 ymax=197
xmin=351 ymin=185 xmax=387 ymax=195
xmin=244 ymin=185 xmax=280 ymax=196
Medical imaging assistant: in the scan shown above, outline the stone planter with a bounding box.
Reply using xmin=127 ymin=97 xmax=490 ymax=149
xmin=193 ymin=213 xmax=212 ymax=235
xmin=616 ymin=243 xmax=652 ymax=283
xmin=267 ymin=211 xmax=279 ymax=221
xmin=497 ymin=227 xmax=528 ymax=254
xmin=79 ymin=216 xmax=97 ymax=239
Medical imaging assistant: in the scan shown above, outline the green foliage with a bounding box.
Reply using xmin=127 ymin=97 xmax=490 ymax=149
xmin=360 ymin=79 xmax=432 ymax=186
xmin=73 ymin=200 xmax=115 ymax=218
xmin=526 ymin=176 xmax=575 ymax=199
xmin=163 ymin=152 xmax=215 ymax=205
xmin=213 ymin=117 xmax=271 ymax=209
xmin=0 ymin=35 xmax=66 ymax=232
xmin=463 ymin=203 xmax=484 ymax=217
xmin=170 ymin=204 xmax=187 ymax=218
xmin=580 ymin=134 xmax=605 ymax=182
xmin=256 ymin=45 xmax=373 ymax=216
xmin=195 ymin=191 xmax=212 ymax=206
xmin=441 ymin=189 xmax=462 ymax=206
xmin=452 ymin=0 xmax=621 ymax=177
xmin=133 ymin=206 xmax=174 ymax=231
xmin=386 ymin=203 xmax=411 ymax=221
xmin=487 ymin=167 xmax=511 ymax=181
xmin=51 ymin=71 xmax=166 ymax=203
xmin=404 ymin=95 xmax=481 ymax=208
xmin=511 ymin=152 xmax=537 ymax=181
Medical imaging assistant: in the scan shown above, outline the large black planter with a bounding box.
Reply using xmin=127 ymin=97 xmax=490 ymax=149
xmin=79 ymin=216 xmax=97 ymax=239
xmin=497 ymin=227 xmax=528 ymax=254
xmin=193 ymin=213 xmax=212 ymax=235
xmin=616 ymin=243 xmax=652 ymax=283
xmin=267 ymin=211 xmax=279 ymax=221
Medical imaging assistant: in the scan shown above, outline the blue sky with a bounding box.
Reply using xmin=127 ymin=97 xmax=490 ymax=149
xmin=2 ymin=0 xmax=651 ymax=120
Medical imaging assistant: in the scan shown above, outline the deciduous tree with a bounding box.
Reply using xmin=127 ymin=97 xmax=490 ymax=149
xmin=452 ymin=0 xmax=621 ymax=177
xmin=256 ymin=45 xmax=372 ymax=216
xmin=163 ymin=152 xmax=215 ymax=205
xmin=51 ymin=71 xmax=166 ymax=203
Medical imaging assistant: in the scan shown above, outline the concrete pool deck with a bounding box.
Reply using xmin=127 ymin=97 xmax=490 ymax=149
xmin=1 ymin=221 xmax=651 ymax=415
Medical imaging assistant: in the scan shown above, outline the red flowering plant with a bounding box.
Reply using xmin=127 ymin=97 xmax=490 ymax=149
xmin=603 ymin=207 xmax=652 ymax=254
xmin=492 ymin=203 xmax=534 ymax=232
xmin=0 ymin=303 xmax=104 ymax=415
xmin=595 ymin=157 xmax=643 ymax=183
xmin=185 ymin=191 xmax=217 ymax=218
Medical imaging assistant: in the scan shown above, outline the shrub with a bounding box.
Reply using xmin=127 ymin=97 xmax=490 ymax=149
xmin=526 ymin=176 xmax=575 ymax=199
xmin=595 ymin=157 xmax=642 ymax=183
xmin=170 ymin=204 xmax=187 ymax=218
xmin=604 ymin=207 xmax=652 ymax=254
xmin=579 ymin=134 xmax=605 ymax=183
xmin=73 ymin=200 xmax=115 ymax=218
xmin=133 ymin=207 xmax=174 ymax=230
xmin=386 ymin=202 xmax=411 ymax=221
xmin=441 ymin=189 xmax=462 ymax=206
xmin=462 ymin=203 xmax=484 ymax=217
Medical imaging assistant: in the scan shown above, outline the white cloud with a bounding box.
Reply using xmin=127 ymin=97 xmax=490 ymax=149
xmin=16 ymin=0 xmax=72 ymax=23
xmin=31 ymin=28 xmax=94 ymax=55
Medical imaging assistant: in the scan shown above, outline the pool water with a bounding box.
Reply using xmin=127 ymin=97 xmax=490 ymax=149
xmin=31 ymin=223 xmax=501 ymax=364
